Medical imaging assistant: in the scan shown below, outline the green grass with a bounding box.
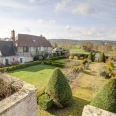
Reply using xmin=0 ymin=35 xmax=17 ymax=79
xmin=9 ymin=64 xmax=57 ymax=90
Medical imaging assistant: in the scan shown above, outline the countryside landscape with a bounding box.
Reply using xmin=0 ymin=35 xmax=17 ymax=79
xmin=0 ymin=0 xmax=116 ymax=116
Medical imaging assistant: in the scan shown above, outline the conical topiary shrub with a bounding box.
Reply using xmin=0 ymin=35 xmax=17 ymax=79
xmin=90 ymin=78 xmax=116 ymax=113
xmin=88 ymin=52 xmax=94 ymax=62
xmin=98 ymin=53 xmax=106 ymax=62
xmin=45 ymin=68 xmax=72 ymax=108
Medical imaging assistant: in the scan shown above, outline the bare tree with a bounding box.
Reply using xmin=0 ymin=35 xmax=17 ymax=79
xmin=82 ymin=41 xmax=93 ymax=52
xmin=61 ymin=40 xmax=73 ymax=52
xmin=102 ymin=44 xmax=112 ymax=53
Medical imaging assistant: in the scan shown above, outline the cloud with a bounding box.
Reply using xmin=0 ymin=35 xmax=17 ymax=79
xmin=72 ymin=3 xmax=95 ymax=16
xmin=37 ymin=19 xmax=44 ymax=24
xmin=29 ymin=0 xmax=35 ymax=3
xmin=49 ymin=20 xmax=55 ymax=24
xmin=65 ymin=25 xmax=71 ymax=30
xmin=23 ymin=27 xmax=31 ymax=32
xmin=54 ymin=0 xmax=71 ymax=12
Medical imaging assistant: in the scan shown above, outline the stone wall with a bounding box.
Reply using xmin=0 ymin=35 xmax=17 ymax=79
xmin=82 ymin=105 xmax=116 ymax=116
xmin=0 ymin=74 xmax=38 ymax=116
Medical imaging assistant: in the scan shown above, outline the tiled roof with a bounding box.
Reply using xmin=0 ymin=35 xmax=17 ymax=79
xmin=0 ymin=41 xmax=16 ymax=56
xmin=16 ymin=34 xmax=52 ymax=47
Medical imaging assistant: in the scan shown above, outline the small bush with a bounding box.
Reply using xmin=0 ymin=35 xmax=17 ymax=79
xmin=73 ymin=56 xmax=78 ymax=60
xmin=11 ymin=61 xmax=19 ymax=65
xmin=99 ymin=66 xmax=111 ymax=78
xmin=38 ymin=93 xmax=53 ymax=110
xmin=69 ymin=56 xmax=73 ymax=59
xmin=0 ymin=62 xmax=4 ymax=68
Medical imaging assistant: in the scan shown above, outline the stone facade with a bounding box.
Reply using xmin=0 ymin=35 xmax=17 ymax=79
xmin=0 ymin=74 xmax=38 ymax=116
xmin=0 ymin=56 xmax=18 ymax=65
xmin=82 ymin=105 xmax=116 ymax=116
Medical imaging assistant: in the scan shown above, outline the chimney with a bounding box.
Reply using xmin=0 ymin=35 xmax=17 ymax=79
xmin=11 ymin=30 xmax=15 ymax=41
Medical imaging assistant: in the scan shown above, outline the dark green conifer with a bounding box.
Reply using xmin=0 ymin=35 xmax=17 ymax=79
xmin=45 ymin=68 xmax=72 ymax=108
xmin=90 ymin=78 xmax=116 ymax=113
xmin=98 ymin=53 xmax=106 ymax=62
xmin=88 ymin=52 xmax=94 ymax=62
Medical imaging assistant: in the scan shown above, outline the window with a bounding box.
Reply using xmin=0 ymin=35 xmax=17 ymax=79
xmin=13 ymin=58 xmax=14 ymax=61
xmin=23 ymin=47 xmax=29 ymax=52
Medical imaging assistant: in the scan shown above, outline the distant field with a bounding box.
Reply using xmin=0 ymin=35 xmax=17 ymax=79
xmin=70 ymin=45 xmax=89 ymax=54
xmin=8 ymin=61 xmax=109 ymax=116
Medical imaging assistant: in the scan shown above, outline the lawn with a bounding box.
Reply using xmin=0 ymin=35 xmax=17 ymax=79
xmin=9 ymin=64 xmax=57 ymax=90
xmin=8 ymin=62 xmax=109 ymax=116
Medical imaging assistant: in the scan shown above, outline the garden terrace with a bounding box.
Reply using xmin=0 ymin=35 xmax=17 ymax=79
xmin=7 ymin=59 xmax=112 ymax=116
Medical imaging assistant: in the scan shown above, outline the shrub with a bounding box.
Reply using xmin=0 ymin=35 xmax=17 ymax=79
xmin=69 ymin=56 xmax=73 ymax=59
xmin=90 ymin=78 xmax=116 ymax=113
xmin=11 ymin=61 xmax=19 ymax=65
xmin=44 ymin=61 xmax=65 ymax=68
xmin=88 ymin=52 xmax=94 ymax=62
xmin=0 ymin=61 xmax=41 ymax=72
xmin=38 ymin=93 xmax=53 ymax=110
xmin=45 ymin=68 xmax=72 ymax=108
xmin=99 ymin=66 xmax=111 ymax=78
xmin=98 ymin=53 xmax=106 ymax=62
xmin=34 ymin=55 xmax=38 ymax=61
xmin=37 ymin=87 xmax=46 ymax=98
xmin=81 ymin=59 xmax=87 ymax=65
xmin=73 ymin=56 xmax=78 ymax=60
xmin=48 ymin=56 xmax=65 ymax=60
xmin=0 ymin=62 xmax=4 ymax=68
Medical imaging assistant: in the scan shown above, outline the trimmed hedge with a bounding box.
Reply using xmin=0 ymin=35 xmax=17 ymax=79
xmin=45 ymin=68 xmax=72 ymax=108
xmin=88 ymin=52 xmax=94 ymax=62
xmin=90 ymin=78 xmax=116 ymax=113
xmin=38 ymin=93 xmax=53 ymax=110
xmin=48 ymin=56 xmax=65 ymax=61
xmin=0 ymin=61 xmax=41 ymax=72
xmin=44 ymin=61 xmax=65 ymax=68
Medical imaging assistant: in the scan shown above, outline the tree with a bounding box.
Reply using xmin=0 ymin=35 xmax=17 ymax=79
xmin=102 ymin=44 xmax=112 ymax=53
xmin=61 ymin=40 xmax=73 ymax=52
xmin=93 ymin=44 xmax=98 ymax=51
xmin=82 ymin=41 xmax=93 ymax=52
xmin=45 ymin=68 xmax=72 ymax=108
xmin=90 ymin=78 xmax=116 ymax=113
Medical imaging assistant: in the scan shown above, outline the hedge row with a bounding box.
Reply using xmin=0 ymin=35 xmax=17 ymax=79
xmin=0 ymin=61 xmax=41 ymax=72
xmin=70 ymin=53 xmax=88 ymax=57
xmin=44 ymin=61 xmax=65 ymax=68
xmin=48 ymin=56 xmax=65 ymax=61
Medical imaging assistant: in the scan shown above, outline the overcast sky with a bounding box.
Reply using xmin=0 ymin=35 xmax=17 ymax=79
xmin=0 ymin=0 xmax=116 ymax=40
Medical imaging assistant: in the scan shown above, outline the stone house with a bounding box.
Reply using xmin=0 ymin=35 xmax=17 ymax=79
xmin=0 ymin=30 xmax=52 ymax=65
xmin=0 ymin=41 xmax=17 ymax=65
xmin=15 ymin=33 xmax=52 ymax=63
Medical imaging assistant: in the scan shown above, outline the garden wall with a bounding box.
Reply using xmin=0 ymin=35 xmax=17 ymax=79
xmin=0 ymin=74 xmax=38 ymax=116
xmin=82 ymin=105 xmax=116 ymax=116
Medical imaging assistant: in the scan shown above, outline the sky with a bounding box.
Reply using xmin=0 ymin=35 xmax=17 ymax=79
xmin=0 ymin=0 xmax=116 ymax=40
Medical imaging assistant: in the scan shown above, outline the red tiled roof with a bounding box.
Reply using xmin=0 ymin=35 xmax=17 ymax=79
xmin=16 ymin=34 xmax=52 ymax=47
